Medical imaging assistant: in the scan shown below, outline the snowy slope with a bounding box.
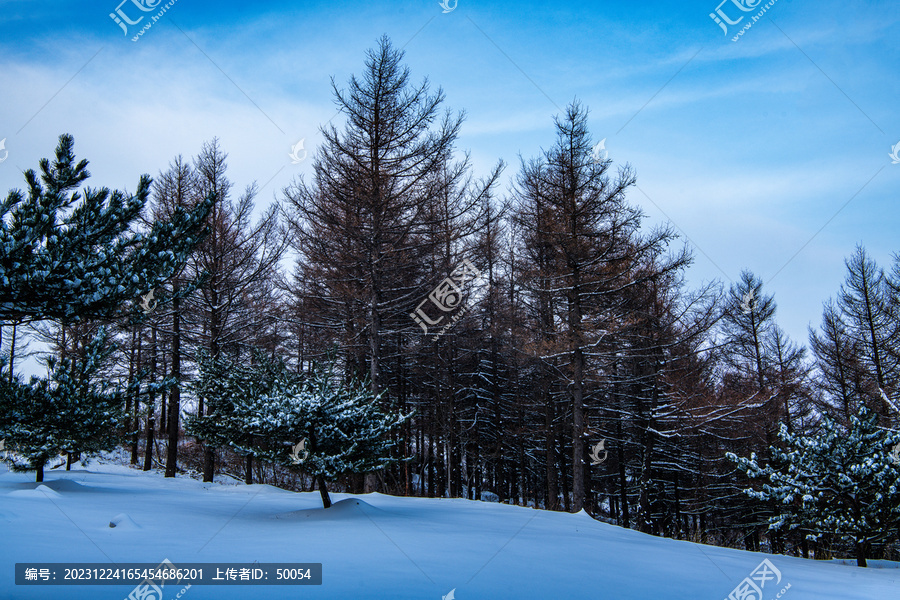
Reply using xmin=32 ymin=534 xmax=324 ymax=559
xmin=0 ymin=458 xmax=896 ymax=600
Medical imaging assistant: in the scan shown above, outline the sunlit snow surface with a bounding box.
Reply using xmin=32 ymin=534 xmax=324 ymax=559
xmin=1 ymin=456 xmax=897 ymax=599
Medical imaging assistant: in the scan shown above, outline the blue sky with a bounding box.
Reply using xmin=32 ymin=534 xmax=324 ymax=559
xmin=1 ymin=0 xmax=898 ymax=352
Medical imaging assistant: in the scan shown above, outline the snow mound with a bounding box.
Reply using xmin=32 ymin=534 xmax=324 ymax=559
xmin=8 ymin=484 xmax=62 ymax=498
xmin=108 ymin=512 xmax=141 ymax=529
xmin=31 ymin=479 xmax=89 ymax=493
xmin=274 ymin=497 xmax=376 ymax=521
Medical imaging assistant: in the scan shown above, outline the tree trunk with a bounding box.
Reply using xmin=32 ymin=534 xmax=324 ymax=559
xmin=617 ymin=423 xmax=630 ymax=529
xmin=36 ymin=462 xmax=44 ymax=483
xmin=569 ymin=300 xmax=586 ymax=512
xmin=437 ymin=433 xmax=446 ymax=498
xmin=202 ymin=277 xmax=220 ymax=483
xmin=637 ymin=427 xmax=656 ymax=534
xmin=674 ymin=473 xmax=682 ymax=539
xmin=517 ymin=402 xmax=526 ymax=506
xmin=8 ymin=323 xmax=16 ymax=383
xmin=369 ymin=288 xmax=381 ymax=394
xmin=543 ymin=365 xmax=558 ymax=510
xmin=143 ymin=418 xmax=154 ymax=471
xmin=494 ymin=382 xmax=504 ymax=503
xmin=856 ymin=540 xmax=868 ymax=567
xmin=130 ymin=326 xmax=140 ymax=465
xmin=559 ymin=429 xmax=570 ymax=512
xmin=203 ymin=447 xmax=215 ymax=483
xmin=317 ymin=474 xmax=332 ymax=508
xmin=153 ymin=326 xmax=166 ymax=437
xmin=165 ymin=293 xmax=181 ymax=478
xmin=447 ymin=361 xmax=458 ymax=498
xmin=245 ymin=455 xmax=253 ymax=485
xmin=427 ymin=411 xmax=436 ymax=498
xmin=700 ymin=511 xmax=708 ymax=545
xmin=131 ymin=412 xmax=140 ymax=465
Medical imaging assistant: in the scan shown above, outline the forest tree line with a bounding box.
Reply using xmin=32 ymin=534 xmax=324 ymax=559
xmin=2 ymin=36 xmax=899 ymax=566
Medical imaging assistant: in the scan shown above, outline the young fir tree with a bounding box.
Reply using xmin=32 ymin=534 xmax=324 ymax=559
xmin=274 ymin=363 xmax=411 ymax=508
xmin=0 ymin=329 xmax=125 ymax=482
xmin=727 ymin=408 xmax=900 ymax=567
xmin=0 ymin=134 xmax=212 ymax=323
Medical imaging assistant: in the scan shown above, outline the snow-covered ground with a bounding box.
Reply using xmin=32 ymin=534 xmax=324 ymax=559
xmin=1 ymin=456 xmax=896 ymax=599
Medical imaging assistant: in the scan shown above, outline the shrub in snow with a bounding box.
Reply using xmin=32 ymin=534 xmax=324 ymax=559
xmin=480 ymin=491 xmax=500 ymax=503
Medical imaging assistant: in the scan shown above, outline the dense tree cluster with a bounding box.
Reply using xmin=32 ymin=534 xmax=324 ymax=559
xmin=2 ymin=36 xmax=898 ymax=567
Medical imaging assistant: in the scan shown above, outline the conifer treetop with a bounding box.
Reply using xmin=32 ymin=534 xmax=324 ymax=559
xmin=0 ymin=134 xmax=213 ymax=323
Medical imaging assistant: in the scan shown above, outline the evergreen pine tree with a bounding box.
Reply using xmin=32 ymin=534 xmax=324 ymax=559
xmin=252 ymin=361 xmax=411 ymax=508
xmin=728 ymin=408 xmax=900 ymax=567
xmin=184 ymin=350 xmax=283 ymax=481
xmin=186 ymin=354 xmax=410 ymax=508
xmin=0 ymin=329 xmax=125 ymax=482
xmin=0 ymin=134 xmax=212 ymax=323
